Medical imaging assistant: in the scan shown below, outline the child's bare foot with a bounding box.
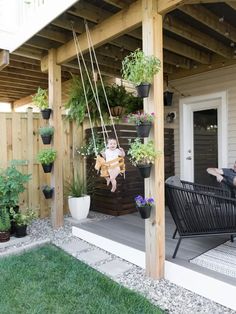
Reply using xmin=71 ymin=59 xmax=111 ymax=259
xmin=111 ymin=181 xmax=117 ymax=192
xmin=106 ymin=178 xmax=111 ymax=186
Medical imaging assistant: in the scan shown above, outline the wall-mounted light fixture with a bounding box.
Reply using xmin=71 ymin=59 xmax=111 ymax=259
xmin=166 ymin=111 xmax=176 ymax=123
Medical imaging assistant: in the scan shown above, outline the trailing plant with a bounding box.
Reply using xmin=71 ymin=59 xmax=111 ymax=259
xmin=39 ymin=126 xmax=54 ymax=136
xmin=122 ymin=49 xmax=161 ymax=85
xmin=128 ymin=138 xmax=160 ymax=166
xmin=32 ymin=87 xmax=49 ymax=110
xmin=0 ymin=165 xmax=31 ymax=208
xmin=76 ymin=134 xmax=105 ymax=157
xmin=0 ymin=209 xmax=11 ymax=232
xmin=10 ymin=208 xmax=37 ymax=226
xmin=127 ymin=112 xmax=154 ymax=125
xmin=37 ymin=148 xmax=57 ymax=165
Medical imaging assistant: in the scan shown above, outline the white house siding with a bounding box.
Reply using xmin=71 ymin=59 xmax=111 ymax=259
xmin=165 ymin=64 xmax=236 ymax=177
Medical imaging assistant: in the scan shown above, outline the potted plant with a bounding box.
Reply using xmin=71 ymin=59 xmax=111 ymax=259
xmin=134 ymin=195 xmax=154 ymax=219
xmin=42 ymin=185 xmax=54 ymax=199
xmin=105 ymin=84 xmax=130 ymax=117
xmin=10 ymin=208 xmax=36 ymax=237
xmin=0 ymin=208 xmax=11 ymax=242
xmin=37 ymin=148 xmax=57 ymax=173
xmin=122 ymin=49 xmax=161 ymax=98
xmin=65 ymin=173 xmax=91 ymax=221
xmin=39 ymin=126 xmax=54 ymax=145
xmin=127 ymin=111 xmax=155 ymax=138
xmin=128 ymin=138 xmax=159 ymax=178
xmin=32 ymin=87 xmax=52 ymax=119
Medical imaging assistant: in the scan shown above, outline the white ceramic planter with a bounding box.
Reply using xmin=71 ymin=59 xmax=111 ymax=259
xmin=68 ymin=195 xmax=91 ymax=221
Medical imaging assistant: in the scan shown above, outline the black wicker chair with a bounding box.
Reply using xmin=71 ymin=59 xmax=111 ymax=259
xmin=165 ymin=177 xmax=236 ymax=258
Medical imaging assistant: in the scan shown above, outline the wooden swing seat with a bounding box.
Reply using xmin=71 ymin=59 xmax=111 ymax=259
xmin=95 ymin=155 xmax=125 ymax=177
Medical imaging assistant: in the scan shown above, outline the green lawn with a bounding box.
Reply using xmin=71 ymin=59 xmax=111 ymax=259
xmin=0 ymin=244 xmax=164 ymax=314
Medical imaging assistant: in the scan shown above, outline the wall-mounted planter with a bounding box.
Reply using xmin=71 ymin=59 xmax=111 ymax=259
xmin=136 ymin=83 xmax=150 ymax=98
xmin=41 ymin=108 xmax=52 ymax=120
xmin=136 ymin=205 xmax=151 ymax=219
xmin=164 ymin=91 xmax=174 ymax=106
xmin=136 ymin=123 xmax=152 ymax=138
xmin=41 ymin=163 xmax=53 ymax=173
xmin=41 ymin=134 xmax=52 ymax=145
xmin=42 ymin=187 xmax=54 ymax=199
xmin=137 ymin=164 xmax=152 ymax=178
xmin=110 ymin=106 xmax=125 ymax=117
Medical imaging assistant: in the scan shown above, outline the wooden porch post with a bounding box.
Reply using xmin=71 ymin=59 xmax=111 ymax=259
xmin=48 ymin=48 xmax=64 ymax=228
xmin=142 ymin=0 xmax=165 ymax=279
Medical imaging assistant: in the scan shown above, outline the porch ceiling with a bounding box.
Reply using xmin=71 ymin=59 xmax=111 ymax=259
xmin=1 ymin=0 xmax=236 ymax=104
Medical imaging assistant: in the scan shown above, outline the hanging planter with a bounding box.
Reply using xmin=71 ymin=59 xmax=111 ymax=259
xmin=134 ymin=195 xmax=154 ymax=220
xmin=137 ymin=164 xmax=152 ymax=178
xmin=110 ymin=106 xmax=125 ymax=117
xmin=136 ymin=83 xmax=151 ymax=98
xmin=15 ymin=224 xmax=27 ymax=238
xmin=39 ymin=126 xmax=54 ymax=145
xmin=137 ymin=205 xmax=152 ymax=219
xmin=164 ymin=91 xmax=174 ymax=106
xmin=41 ymin=108 xmax=52 ymax=120
xmin=37 ymin=148 xmax=57 ymax=173
xmin=136 ymin=123 xmax=152 ymax=138
xmin=42 ymin=186 xmax=54 ymax=199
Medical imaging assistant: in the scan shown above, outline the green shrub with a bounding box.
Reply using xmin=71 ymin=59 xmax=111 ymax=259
xmin=37 ymin=149 xmax=57 ymax=165
xmin=32 ymin=87 xmax=48 ymax=110
xmin=10 ymin=208 xmax=37 ymax=226
xmin=39 ymin=126 xmax=54 ymax=136
xmin=128 ymin=138 xmax=160 ymax=166
xmin=0 ymin=209 xmax=10 ymax=232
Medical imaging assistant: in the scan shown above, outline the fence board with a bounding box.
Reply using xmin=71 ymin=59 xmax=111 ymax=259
xmin=0 ymin=113 xmax=7 ymax=168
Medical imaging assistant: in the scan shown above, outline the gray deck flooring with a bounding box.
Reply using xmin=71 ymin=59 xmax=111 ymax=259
xmin=78 ymin=209 xmax=236 ymax=285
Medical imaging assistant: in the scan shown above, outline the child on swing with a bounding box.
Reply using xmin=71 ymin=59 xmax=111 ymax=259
xmin=102 ymin=138 xmax=125 ymax=192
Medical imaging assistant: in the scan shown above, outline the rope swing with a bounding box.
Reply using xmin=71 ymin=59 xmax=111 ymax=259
xmin=71 ymin=21 xmax=125 ymax=180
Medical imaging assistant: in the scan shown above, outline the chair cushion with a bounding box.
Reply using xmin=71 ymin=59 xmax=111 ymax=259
xmin=165 ymin=176 xmax=182 ymax=187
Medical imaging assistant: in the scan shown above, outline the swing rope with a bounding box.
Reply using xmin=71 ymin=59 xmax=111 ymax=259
xmin=84 ymin=21 xmax=121 ymax=148
xmin=71 ymin=25 xmax=98 ymax=155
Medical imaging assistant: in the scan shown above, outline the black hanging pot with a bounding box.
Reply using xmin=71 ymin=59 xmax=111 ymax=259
xmin=136 ymin=205 xmax=152 ymax=219
xmin=164 ymin=91 xmax=174 ymax=106
xmin=136 ymin=83 xmax=151 ymax=98
xmin=41 ymin=108 xmax=52 ymax=120
xmin=41 ymin=134 xmax=52 ymax=145
xmin=42 ymin=188 xmax=54 ymax=199
xmin=136 ymin=123 xmax=152 ymax=138
xmin=137 ymin=164 xmax=152 ymax=178
xmin=41 ymin=163 xmax=53 ymax=173
xmin=15 ymin=225 xmax=27 ymax=238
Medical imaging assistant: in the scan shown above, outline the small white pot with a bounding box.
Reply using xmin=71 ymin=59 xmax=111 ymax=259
xmin=68 ymin=195 xmax=90 ymax=221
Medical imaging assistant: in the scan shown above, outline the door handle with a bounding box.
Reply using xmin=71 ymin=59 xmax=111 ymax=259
xmin=186 ymin=156 xmax=192 ymax=160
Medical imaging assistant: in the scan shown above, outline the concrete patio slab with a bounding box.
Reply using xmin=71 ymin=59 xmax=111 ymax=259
xmin=59 ymin=237 xmax=90 ymax=254
xmin=97 ymin=259 xmax=133 ymax=277
xmin=78 ymin=248 xmax=110 ymax=265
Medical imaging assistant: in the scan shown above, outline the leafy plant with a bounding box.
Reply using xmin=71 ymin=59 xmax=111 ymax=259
xmin=42 ymin=185 xmax=53 ymax=192
xmin=122 ymin=49 xmax=161 ymax=85
xmin=0 ymin=165 xmax=31 ymax=208
xmin=125 ymin=94 xmax=143 ymax=114
xmin=32 ymin=87 xmax=48 ymax=110
xmin=37 ymin=149 xmax=57 ymax=165
xmin=127 ymin=111 xmax=154 ymax=125
xmin=76 ymin=134 xmax=105 ymax=157
xmin=0 ymin=209 xmax=11 ymax=232
xmin=64 ymin=173 xmax=87 ymax=198
xmin=128 ymin=138 xmax=160 ymax=166
xmin=10 ymin=208 xmax=37 ymax=226
xmin=105 ymin=84 xmax=130 ymax=108
xmin=39 ymin=126 xmax=54 ymax=136
xmin=134 ymin=195 xmax=154 ymax=207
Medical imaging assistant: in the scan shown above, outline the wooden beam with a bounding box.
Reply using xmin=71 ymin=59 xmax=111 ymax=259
xmin=103 ymin=0 xmax=133 ymax=8
xmin=180 ymin=4 xmax=236 ymax=43
xmin=48 ymin=48 xmax=64 ymax=229
xmin=158 ymin=0 xmax=187 ymax=14
xmin=164 ymin=36 xmax=210 ymax=64
xmin=142 ymin=0 xmax=165 ymax=279
xmin=227 ymin=1 xmax=236 ymax=10
xmin=41 ymin=0 xmax=142 ymax=72
xmin=13 ymin=46 xmax=44 ymax=60
xmin=164 ymin=15 xmax=233 ymax=59
xmin=0 ymin=50 xmax=9 ymax=71
xmin=13 ymin=95 xmax=34 ymax=108
xmin=164 ymin=50 xmax=191 ymax=69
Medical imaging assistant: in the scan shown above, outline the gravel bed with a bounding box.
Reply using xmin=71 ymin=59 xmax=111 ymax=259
xmin=1 ymin=213 xmax=235 ymax=314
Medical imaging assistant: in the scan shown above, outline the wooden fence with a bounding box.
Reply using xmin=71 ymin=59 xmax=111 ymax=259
xmin=0 ymin=109 xmax=84 ymax=218
xmin=0 ymin=110 xmax=174 ymax=218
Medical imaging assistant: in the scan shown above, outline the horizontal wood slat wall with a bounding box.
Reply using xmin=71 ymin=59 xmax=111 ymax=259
xmin=0 ymin=110 xmax=74 ymax=218
xmin=86 ymin=125 xmax=174 ymax=216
